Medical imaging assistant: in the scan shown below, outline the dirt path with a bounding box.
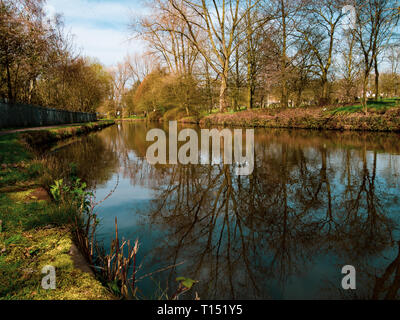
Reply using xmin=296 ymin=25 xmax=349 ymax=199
xmin=0 ymin=123 xmax=89 ymax=136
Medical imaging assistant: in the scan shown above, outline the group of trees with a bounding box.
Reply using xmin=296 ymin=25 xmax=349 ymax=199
xmin=112 ymin=0 xmax=400 ymax=118
xmin=2 ymin=0 xmax=399 ymax=116
xmin=0 ymin=0 xmax=112 ymax=112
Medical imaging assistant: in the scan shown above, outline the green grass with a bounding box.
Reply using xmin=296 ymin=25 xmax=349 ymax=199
xmin=0 ymin=134 xmax=31 ymax=164
xmin=0 ymin=193 xmax=75 ymax=232
xmin=0 ymin=185 xmax=113 ymax=300
xmin=331 ymin=98 xmax=400 ymax=115
xmin=0 ymin=134 xmax=42 ymax=190
xmin=0 ymin=121 xmax=114 ymax=191
xmin=0 ymin=126 xmax=114 ymax=300
xmin=202 ymin=107 xmax=246 ymax=118
xmin=0 ymin=121 xmax=114 ymax=131
xmin=124 ymin=115 xmax=146 ymax=120
xmin=0 ymin=162 xmax=44 ymax=190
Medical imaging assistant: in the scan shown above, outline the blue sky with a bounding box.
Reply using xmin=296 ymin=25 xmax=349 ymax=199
xmin=45 ymin=0 xmax=147 ymax=66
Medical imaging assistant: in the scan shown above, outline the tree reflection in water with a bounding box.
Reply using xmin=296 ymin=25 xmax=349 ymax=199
xmin=49 ymin=123 xmax=400 ymax=300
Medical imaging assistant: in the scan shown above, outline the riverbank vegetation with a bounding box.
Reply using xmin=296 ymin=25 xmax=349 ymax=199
xmin=0 ymin=191 xmax=113 ymax=299
xmin=2 ymin=1 xmax=400 ymax=131
xmin=95 ymin=0 xmax=400 ymax=130
xmin=199 ymin=98 xmax=400 ymax=131
xmin=0 ymin=122 xmax=118 ymax=299
xmin=0 ymin=122 xmax=114 ymax=191
xmin=0 ymin=121 xmax=197 ymax=300
xmin=0 ymin=1 xmax=112 ymax=112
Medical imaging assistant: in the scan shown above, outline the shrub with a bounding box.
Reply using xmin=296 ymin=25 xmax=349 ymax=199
xmin=162 ymin=107 xmax=188 ymax=121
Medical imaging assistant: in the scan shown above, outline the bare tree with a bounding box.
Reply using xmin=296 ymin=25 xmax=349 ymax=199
xmin=295 ymin=0 xmax=346 ymax=105
xmin=338 ymin=27 xmax=361 ymax=103
xmin=243 ymin=0 xmax=271 ymax=109
xmin=264 ymin=0 xmax=300 ymax=108
xmin=125 ymin=53 xmax=157 ymax=83
xmin=354 ymin=0 xmax=399 ymax=112
xmin=156 ymin=0 xmax=261 ymax=112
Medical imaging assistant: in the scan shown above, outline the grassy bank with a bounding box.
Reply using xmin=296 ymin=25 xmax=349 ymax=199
xmin=0 ymin=121 xmax=115 ymax=193
xmin=17 ymin=121 xmax=115 ymax=147
xmin=198 ymin=100 xmax=400 ymax=132
xmin=0 ymin=121 xmax=115 ymax=300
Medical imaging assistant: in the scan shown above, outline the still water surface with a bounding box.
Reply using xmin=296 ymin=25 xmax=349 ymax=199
xmin=49 ymin=121 xmax=400 ymax=300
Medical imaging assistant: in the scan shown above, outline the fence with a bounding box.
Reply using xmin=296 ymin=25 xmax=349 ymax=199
xmin=0 ymin=103 xmax=97 ymax=129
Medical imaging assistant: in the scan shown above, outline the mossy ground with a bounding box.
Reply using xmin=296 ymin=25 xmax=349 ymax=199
xmin=0 ymin=192 xmax=112 ymax=300
xmin=0 ymin=122 xmax=115 ymax=300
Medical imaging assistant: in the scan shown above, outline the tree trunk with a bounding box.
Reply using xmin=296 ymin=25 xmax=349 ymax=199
xmin=280 ymin=0 xmax=288 ymax=108
xmin=281 ymin=85 xmax=288 ymax=108
xmin=247 ymin=85 xmax=254 ymax=110
xmin=247 ymin=56 xmax=255 ymax=109
xmin=234 ymin=49 xmax=240 ymax=111
xmin=246 ymin=8 xmax=255 ymax=110
xmin=296 ymin=88 xmax=302 ymax=107
xmin=362 ymin=73 xmax=369 ymax=114
xmin=219 ymin=70 xmax=228 ymax=112
xmin=5 ymin=54 xmax=13 ymax=104
xmin=320 ymin=76 xmax=330 ymax=106
xmin=374 ymin=57 xmax=380 ymax=100
xmin=205 ymin=60 xmax=214 ymax=113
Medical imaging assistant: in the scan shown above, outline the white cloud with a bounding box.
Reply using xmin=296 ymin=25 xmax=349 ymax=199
xmin=45 ymin=0 xmax=147 ymax=66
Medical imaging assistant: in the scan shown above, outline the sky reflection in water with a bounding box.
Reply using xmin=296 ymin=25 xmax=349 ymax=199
xmin=49 ymin=122 xmax=400 ymax=300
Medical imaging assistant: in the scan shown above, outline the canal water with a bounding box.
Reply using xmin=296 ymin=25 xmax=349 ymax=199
xmin=48 ymin=121 xmax=400 ymax=300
